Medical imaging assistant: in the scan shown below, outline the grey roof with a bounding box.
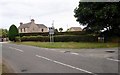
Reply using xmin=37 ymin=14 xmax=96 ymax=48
xmin=36 ymin=24 xmax=47 ymax=28
xmin=18 ymin=22 xmax=47 ymax=29
xmin=18 ymin=22 xmax=31 ymax=29
xmin=70 ymin=27 xmax=82 ymax=30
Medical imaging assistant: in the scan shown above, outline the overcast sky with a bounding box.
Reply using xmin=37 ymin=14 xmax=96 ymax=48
xmin=0 ymin=0 xmax=84 ymax=31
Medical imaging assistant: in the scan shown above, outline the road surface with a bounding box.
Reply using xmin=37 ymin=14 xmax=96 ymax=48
xmin=2 ymin=43 xmax=119 ymax=75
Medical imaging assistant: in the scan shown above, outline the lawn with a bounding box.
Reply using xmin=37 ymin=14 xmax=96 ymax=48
xmin=14 ymin=42 xmax=118 ymax=49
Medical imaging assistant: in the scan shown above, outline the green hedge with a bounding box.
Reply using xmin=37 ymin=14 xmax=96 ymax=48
xmin=19 ymin=31 xmax=87 ymax=37
xmin=54 ymin=35 xmax=98 ymax=42
xmin=16 ymin=35 xmax=98 ymax=42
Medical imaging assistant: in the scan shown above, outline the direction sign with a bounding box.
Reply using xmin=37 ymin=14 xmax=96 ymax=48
xmin=49 ymin=27 xmax=54 ymax=35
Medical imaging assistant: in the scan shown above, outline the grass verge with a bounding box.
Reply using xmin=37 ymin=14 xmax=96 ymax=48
xmin=13 ymin=42 xmax=118 ymax=49
xmin=0 ymin=64 xmax=2 ymax=74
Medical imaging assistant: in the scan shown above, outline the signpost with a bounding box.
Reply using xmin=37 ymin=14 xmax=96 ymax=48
xmin=49 ymin=27 xmax=54 ymax=42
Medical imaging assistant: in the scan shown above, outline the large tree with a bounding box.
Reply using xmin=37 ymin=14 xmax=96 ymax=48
xmin=8 ymin=24 xmax=18 ymax=41
xmin=74 ymin=2 xmax=120 ymax=35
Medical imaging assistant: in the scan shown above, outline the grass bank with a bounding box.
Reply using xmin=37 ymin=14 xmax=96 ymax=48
xmin=14 ymin=42 xmax=118 ymax=49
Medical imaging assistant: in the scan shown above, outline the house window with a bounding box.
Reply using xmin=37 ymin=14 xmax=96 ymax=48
xmin=21 ymin=29 xmax=22 ymax=32
xmin=24 ymin=28 xmax=25 ymax=32
xmin=42 ymin=29 xmax=44 ymax=32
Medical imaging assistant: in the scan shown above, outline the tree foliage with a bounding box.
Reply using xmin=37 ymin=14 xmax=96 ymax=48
xmin=54 ymin=29 xmax=58 ymax=33
xmin=59 ymin=28 xmax=63 ymax=32
xmin=74 ymin=2 xmax=120 ymax=36
xmin=2 ymin=29 xmax=8 ymax=38
xmin=0 ymin=29 xmax=8 ymax=38
xmin=8 ymin=24 xmax=18 ymax=41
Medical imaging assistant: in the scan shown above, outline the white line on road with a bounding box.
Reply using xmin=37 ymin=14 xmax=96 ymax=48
xmin=60 ymin=51 xmax=65 ymax=52
xmin=70 ymin=52 xmax=79 ymax=55
xmin=36 ymin=55 xmax=96 ymax=75
xmin=9 ymin=47 xmax=24 ymax=52
xmin=107 ymin=58 xmax=120 ymax=62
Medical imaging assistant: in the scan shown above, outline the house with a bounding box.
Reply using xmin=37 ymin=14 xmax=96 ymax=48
xmin=67 ymin=27 xmax=82 ymax=32
xmin=18 ymin=19 xmax=48 ymax=33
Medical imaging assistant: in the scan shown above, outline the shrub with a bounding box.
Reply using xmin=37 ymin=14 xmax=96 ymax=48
xmin=19 ymin=36 xmax=49 ymax=42
xmin=54 ymin=35 xmax=98 ymax=42
xmin=19 ymin=31 xmax=87 ymax=37
xmin=16 ymin=35 xmax=98 ymax=42
xmin=8 ymin=24 xmax=18 ymax=41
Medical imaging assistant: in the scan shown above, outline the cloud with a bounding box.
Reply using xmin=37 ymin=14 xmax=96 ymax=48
xmin=0 ymin=0 xmax=81 ymax=31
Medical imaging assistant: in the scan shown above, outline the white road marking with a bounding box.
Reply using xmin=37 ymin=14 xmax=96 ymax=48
xmin=9 ymin=47 xmax=24 ymax=52
xmin=107 ymin=58 xmax=120 ymax=62
xmin=49 ymin=49 xmax=55 ymax=51
xmin=71 ymin=52 xmax=79 ymax=55
xmin=36 ymin=55 xmax=96 ymax=75
xmin=60 ymin=51 xmax=65 ymax=52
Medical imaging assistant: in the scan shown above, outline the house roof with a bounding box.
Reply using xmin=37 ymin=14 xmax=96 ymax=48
xmin=18 ymin=22 xmax=47 ymax=29
xmin=18 ymin=22 xmax=31 ymax=29
xmin=36 ymin=24 xmax=47 ymax=28
xmin=69 ymin=27 xmax=82 ymax=30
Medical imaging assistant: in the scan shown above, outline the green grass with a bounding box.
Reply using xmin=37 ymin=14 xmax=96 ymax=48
xmin=0 ymin=64 xmax=1 ymax=74
xmin=14 ymin=42 xmax=118 ymax=49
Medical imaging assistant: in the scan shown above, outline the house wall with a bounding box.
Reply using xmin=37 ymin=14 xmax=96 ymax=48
xmin=28 ymin=22 xmax=39 ymax=33
xmin=39 ymin=28 xmax=48 ymax=32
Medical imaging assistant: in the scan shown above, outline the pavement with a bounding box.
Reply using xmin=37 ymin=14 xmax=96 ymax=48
xmin=2 ymin=43 xmax=119 ymax=74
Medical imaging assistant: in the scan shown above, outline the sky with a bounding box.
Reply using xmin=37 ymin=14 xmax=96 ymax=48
xmin=0 ymin=0 xmax=83 ymax=31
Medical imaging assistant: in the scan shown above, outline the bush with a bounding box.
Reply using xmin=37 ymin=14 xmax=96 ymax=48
xmin=16 ymin=35 xmax=98 ymax=42
xmin=19 ymin=36 xmax=49 ymax=42
xmin=8 ymin=24 xmax=18 ymax=41
xmin=15 ymin=37 xmax=21 ymax=42
xmin=19 ymin=31 xmax=87 ymax=37
xmin=54 ymin=35 xmax=98 ymax=42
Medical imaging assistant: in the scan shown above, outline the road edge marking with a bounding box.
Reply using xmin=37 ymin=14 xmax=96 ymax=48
xmin=107 ymin=58 xmax=120 ymax=62
xmin=70 ymin=52 xmax=79 ymax=55
xmin=9 ymin=47 xmax=24 ymax=52
xmin=36 ymin=55 xmax=96 ymax=75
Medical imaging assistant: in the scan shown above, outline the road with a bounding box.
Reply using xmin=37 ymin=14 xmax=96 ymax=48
xmin=2 ymin=43 xmax=119 ymax=74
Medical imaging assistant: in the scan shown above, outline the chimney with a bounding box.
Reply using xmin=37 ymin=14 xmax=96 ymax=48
xmin=20 ymin=22 xmax=23 ymax=25
xmin=31 ymin=19 xmax=35 ymax=23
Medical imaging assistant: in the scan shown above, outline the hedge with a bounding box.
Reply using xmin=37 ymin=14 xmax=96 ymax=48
xmin=15 ymin=35 xmax=98 ymax=42
xmin=19 ymin=31 xmax=87 ymax=37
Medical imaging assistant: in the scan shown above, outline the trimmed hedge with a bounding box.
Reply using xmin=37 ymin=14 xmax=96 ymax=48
xmin=54 ymin=35 xmax=98 ymax=42
xmin=16 ymin=35 xmax=98 ymax=42
xmin=19 ymin=31 xmax=87 ymax=37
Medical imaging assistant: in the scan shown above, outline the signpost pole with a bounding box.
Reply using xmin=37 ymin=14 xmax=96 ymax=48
xmin=49 ymin=27 xmax=54 ymax=42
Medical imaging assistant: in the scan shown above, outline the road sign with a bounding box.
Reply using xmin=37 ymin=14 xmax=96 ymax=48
xmin=49 ymin=27 xmax=54 ymax=35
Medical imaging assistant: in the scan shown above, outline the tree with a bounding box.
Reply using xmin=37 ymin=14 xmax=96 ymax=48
xmin=59 ymin=28 xmax=63 ymax=32
xmin=54 ymin=29 xmax=58 ymax=33
xmin=2 ymin=29 xmax=8 ymax=38
xmin=74 ymin=2 xmax=120 ymax=36
xmin=8 ymin=24 xmax=18 ymax=41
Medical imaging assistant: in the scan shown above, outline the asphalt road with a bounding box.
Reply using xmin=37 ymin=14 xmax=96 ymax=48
xmin=2 ymin=43 xmax=119 ymax=74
